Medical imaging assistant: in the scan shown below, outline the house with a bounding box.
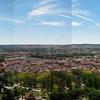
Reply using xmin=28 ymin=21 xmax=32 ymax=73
xmin=25 ymin=93 xmax=35 ymax=100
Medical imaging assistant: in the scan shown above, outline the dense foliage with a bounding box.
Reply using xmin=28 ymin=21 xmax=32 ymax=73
xmin=0 ymin=69 xmax=100 ymax=100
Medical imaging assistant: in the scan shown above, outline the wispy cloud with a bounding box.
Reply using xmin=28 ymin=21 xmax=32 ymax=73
xmin=60 ymin=14 xmax=72 ymax=19
xmin=28 ymin=0 xmax=57 ymax=17
xmin=72 ymin=1 xmax=92 ymax=22
xmin=28 ymin=4 xmax=56 ymax=16
xmin=28 ymin=0 xmax=68 ymax=17
xmin=88 ymin=23 xmax=100 ymax=30
xmin=0 ymin=0 xmax=70 ymax=26
xmin=15 ymin=0 xmax=54 ymax=9
xmin=72 ymin=0 xmax=99 ymax=29
xmin=73 ymin=8 xmax=90 ymax=17
xmin=74 ymin=15 xmax=96 ymax=24
xmin=38 ymin=21 xmax=66 ymax=26
xmin=33 ymin=0 xmax=53 ymax=8
xmin=27 ymin=0 xmax=68 ymax=26
xmin=0 ymin=16 xmax=25 ymax=24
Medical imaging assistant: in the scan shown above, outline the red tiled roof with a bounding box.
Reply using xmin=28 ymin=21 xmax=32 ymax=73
xmin=0 ymin=63 xmax=4 ymax=67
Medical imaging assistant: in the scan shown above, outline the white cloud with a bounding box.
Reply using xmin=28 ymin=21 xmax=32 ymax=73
xmin=0 ymin=16 xmax=25 ymax=24
xmin=72 ymin=0 xmax=99 ymax=29
xmin=28 ymin=4 xmax=56 ymax=16
xmin=72 ymin=9 xmax=89 ymax=17
xmin=74 ymin=14 xmax=96 ymax=24
xmin=34 ymin=0 xmax=52 ymax=8
xmin=88 ymin=23 xmax=100 ymax=30
xmin=72 ymin=22 xmax=81 ymax=27
xmin=60 ymin=14 xmax=72 ymax=19
xmin=38 ymin=21 xmax=65 ymax=26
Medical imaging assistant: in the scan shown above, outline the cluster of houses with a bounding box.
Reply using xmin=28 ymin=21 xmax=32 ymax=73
xmin=0 ymin=54 xmax=100 ymax=100
xmin=0 ymin=54 xmax=100 ymax=73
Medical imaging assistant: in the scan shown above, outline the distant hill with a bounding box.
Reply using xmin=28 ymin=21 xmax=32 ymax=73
xmin=0 ymin=45 xmax=71 ymax=53
xmin=72 ymin=44 xmax=100 ymax=48
xmin=0 ymin=44 xmax=100 ymax=54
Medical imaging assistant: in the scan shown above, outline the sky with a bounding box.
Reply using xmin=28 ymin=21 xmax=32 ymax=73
xmin=0 ymin=0 xmax=71 ymax=45
xmin=0 ymin=0 xmax=100 ymax=44
xmin=72 ymin=0 xmax=100 ymax=44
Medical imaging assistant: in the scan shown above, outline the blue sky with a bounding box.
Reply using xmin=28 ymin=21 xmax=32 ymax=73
xmin=0 ymin=0 xmax=71 ymax=44
xmin=0 ymin=0 xmax=100 ymax=44
xmin=72 ymin=0 xmax=100 ymax=44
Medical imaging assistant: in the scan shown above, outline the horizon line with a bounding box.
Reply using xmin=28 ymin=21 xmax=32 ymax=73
xmin=0 ymin=43 xmax=100 ymax=46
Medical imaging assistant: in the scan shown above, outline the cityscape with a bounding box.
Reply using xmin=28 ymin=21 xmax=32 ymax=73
xmin=0 ymin=0 xmax=100 ymax=100
xmin=0 ymin=45 xmax=100 ymax=100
